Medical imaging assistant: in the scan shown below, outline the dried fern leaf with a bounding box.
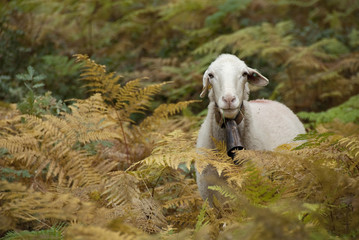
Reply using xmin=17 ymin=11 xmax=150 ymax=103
xmin=102 ymin=171 xmax=141 ymax=207
xmin=0 ymin=181 xmax=99 ymax=228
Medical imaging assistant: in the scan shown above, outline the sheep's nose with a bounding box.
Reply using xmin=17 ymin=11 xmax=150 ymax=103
xmin=222 ymin=95 xmax=237 ymax=104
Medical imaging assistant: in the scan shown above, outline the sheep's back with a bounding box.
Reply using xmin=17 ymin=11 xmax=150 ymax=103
xmin=241 ymin=100 xmax=305 ymax=151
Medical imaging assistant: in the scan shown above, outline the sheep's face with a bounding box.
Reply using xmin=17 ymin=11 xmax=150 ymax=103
xmin=201 ymin=54 xmax=269 ymax=119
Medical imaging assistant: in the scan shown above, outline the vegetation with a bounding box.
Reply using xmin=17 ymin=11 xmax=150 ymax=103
xmin=0 ymin=0 xmax=359 ymax=239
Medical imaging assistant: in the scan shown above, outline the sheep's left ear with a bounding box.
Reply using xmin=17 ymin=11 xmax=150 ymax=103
xmin=200 ymin=70 xmax=210 ymax=98
xmin=247 ymin=67 xmax=269 ymax=87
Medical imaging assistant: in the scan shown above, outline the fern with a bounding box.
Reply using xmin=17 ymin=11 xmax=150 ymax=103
xmin=193 ymin=21 xmax=294 ymax=61
xmin=0 ymin=181 xmax=100 ymax=226
xmin=207 ymin=185 xmax=236 ymax=201
xmin=195 ymin=199 xmax=209 ymax=232
xmin=102 ymin=171 xmax=140 ymax=207
xmin=0 ymin=95 xmax=119 ymax=187
xmin=298 ymin=94 xmax=359 ymax=126
xmin=139 ymin=100 xmax=199 ymax=130
xmin=0 ymin=167 xmax=32 ymax=182
xmin=132 ymin=130 xmax=197 ymax=171
xmin=64 ymin=224 xmax=140 ymax=240
xmin=2 ymin=223 xmax=65 ymax=240
xmin=241 ymin=163 xmax=282 ymax=205
xmin=75 ymin=54 xmax=169 ymax=123
xmin=75 ymin=54 xmax=120 ymax=101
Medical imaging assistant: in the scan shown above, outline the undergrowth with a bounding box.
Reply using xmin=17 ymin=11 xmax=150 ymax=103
xmin=0 ymin=55 xmax=359 ymax=240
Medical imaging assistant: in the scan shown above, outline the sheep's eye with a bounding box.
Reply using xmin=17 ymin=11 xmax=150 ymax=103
xmin=242 ymin=72 xmax=249 ymax=78
xmin=208 ymin=73 xmax=214 ymax=79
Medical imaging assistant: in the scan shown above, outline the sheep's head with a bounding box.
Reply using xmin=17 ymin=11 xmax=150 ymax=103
xmin=200 ymin=54 xmax=269 ymax=119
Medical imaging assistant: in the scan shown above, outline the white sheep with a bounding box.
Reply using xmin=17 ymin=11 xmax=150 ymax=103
xmin=196 ymin=54 xmax=305 ymax=205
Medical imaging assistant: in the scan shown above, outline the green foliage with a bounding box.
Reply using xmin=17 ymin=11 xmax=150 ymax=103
xmin=1 ymin=0 xmax=359 ymax=112
xmin=15 ymin=66 xmax=46 ymax=91
xmin=241 ymin=163 xmax=282 ymax=205
xmin=1 ymin=224 xmax=65 ymax=240
xmin=0 ymin=168 xmax=32 ymax=182
xmin=195 ymin=200 xmax=209 ymax=232
xmin=15 ymin=66 xmax=68 ymax=116
xmin=298 ymin=94 xmax=359 ymax=126
xmin=205 ymin=0 xmax=251 ymax=29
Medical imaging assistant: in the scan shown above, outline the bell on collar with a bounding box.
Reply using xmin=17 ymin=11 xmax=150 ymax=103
xmin=224 ymin=119 xmax=244 ymax=161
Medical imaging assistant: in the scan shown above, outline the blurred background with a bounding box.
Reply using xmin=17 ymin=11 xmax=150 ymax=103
xmin=1 ymin=0 xmax=358 ymax=114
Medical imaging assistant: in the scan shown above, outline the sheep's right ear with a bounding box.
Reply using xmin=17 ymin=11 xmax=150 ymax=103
xmin=200 ymin=70 xmax=209 ymax=98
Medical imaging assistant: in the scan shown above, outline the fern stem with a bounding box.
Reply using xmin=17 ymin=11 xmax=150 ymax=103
xmin=114 ymin=108 xmax=131 ymax=167
xmin=108 ymin=98 xmax=131 ymax=166
xmin=151 ymin=167 xmax=165 ymax=197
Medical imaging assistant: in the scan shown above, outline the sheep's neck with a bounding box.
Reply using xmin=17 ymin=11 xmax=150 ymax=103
xmin=214 ymin=102 xmax=245 ymax=128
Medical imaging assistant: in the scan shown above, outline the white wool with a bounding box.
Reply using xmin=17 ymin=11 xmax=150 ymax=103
xmin=196 ymin=54 xmax=305 ymax=205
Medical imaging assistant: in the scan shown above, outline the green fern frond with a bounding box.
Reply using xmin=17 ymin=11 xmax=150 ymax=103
xmin=2 ymin=223 xmax=65 ymax=240
xmin=195 ymin=199 xmax=209 ymax=232
xmin=208 ymin=185 xmax=236 ymax=201
xmin=193 ymin=21 xmax=294 ymax=61
xmin=241 ymin=163 xmax=282 ymax=205
xmin=298 ymin=94 xmax=359 ymax=126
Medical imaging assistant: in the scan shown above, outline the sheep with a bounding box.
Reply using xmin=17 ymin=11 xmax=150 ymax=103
xmin=196 ymin=54 xmax=305 ymax=206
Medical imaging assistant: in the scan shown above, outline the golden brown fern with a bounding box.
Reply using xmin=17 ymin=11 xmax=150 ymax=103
xmin=74 ymin=54 xmax=121 ymax=102
xmin=0 ymin=180 xmax=104 ymax=231
xmin=74 ymin=54 xmax=197 ymax=167
xmin=0 ymin=95 xmax=119 ymax=188
xmin=139 ymin=100 xmax=199 ymax=130
xmin=75 ymin=54 xmax=168 ymax=122
xmin=64 ymin=224 xmax=145 ymax=240
xmin=102 ymin=171 xmax=140 ymax=207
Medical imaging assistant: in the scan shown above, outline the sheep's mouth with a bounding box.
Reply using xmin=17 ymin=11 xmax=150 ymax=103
xmin=220 ymin=108 xmax=240 ymax=119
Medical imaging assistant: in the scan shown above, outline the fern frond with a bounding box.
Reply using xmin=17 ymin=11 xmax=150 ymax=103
xmin=0 ymin=181 xmax=99 ymax=228
xmin=195 ymin=199 xmax=209 ymax=232
xmin=196 ymin=147 xmax=234 ymax=176
xmin=74 ymin=54 xmax=121 ymax=102
xmin=117 ymin=81 xmax=169 ymax=120
xmin=164 ymin=194 xmax=200 ymax=209
xmin=102 ymin=171 xmax=140 ymax=207
xmin=129 ymin=197 xmax=167 ymax=234
xmin=64 ymin=224 xmax=139 ymax=240
xmin=1 ymin=104 xmax=118 ymax=187
xmin=298 ymin=94 xmax=359 ymax=126
xmin=0 ymin=133 xmax=38 ymax=153
xmin=131 ymin=130 xmax=197 ymax=171
xmin=2 ymin=223 xmax=65 ymax=240
xmin=338 ymin=136 xmax=359 ymax=172
xmin=140 ymin=100 xmax=199 ymax=130
xmin=286 ymin=38 xmax=348 ymax=70
xmin=208 ymin=185 xmax=236 ymax=201
xmin=193 ymin=21 xmax=294 ymax=61
xmin=114 ymin=79 xmax=142 ymax=104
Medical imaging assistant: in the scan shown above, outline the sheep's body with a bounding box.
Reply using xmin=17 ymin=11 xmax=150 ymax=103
xmin=195 ymin=54 xmax=305 ymax=204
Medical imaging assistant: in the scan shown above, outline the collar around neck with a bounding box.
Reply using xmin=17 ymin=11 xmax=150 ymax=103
xmin=214 ymin=102 xmax=245 ymax=128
